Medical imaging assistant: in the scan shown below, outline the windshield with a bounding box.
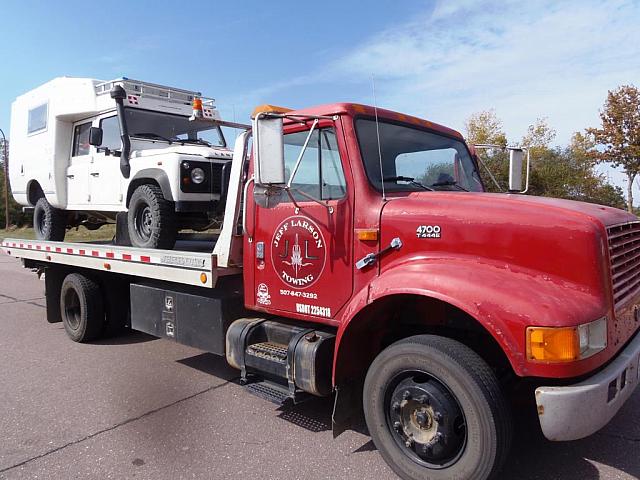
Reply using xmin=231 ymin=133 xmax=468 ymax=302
xmin=124 ymin=108 xmax=226 ymax=147
xmin=355 ymin=119 xmax=483 ymax=192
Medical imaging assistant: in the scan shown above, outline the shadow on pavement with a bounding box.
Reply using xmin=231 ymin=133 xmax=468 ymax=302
xmin=176 ymin=352 xmax=239 ymax=382
xmin=91 ymin=330 xmax=159 ymax=346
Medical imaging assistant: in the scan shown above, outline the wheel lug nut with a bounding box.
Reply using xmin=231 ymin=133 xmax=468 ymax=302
xmin=392 ymin=401 xmax=401 ymax=412
xmin=434 ymin=412 xmax=443 ymax=422
xmin=405 ymin=436 xmax=414 ymax=447
xmin=393 ymin=421 xmax=402 ymax=431
xmin=402 ymin=390 xmax=411 ymax=400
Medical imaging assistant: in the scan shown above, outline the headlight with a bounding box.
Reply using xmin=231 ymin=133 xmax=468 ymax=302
xmin=526 ymin=317 xmax=607 ymax=363
xmin=190 ymin=167 xmax=205 ymax=184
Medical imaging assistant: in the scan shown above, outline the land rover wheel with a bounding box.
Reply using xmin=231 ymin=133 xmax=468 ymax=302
xmin=60 ymin=273 xmax=104 ymax=342
xmin=33 ymin=197 xmax=66 ymax=241
xmin=363 ymin=335 xmax=512 ymax=480
xmin=127 ymin=184 xmax=176 ymax=249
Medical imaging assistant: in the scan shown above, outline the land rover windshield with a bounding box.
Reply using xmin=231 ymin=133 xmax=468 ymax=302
xmin=355 ymin=118 xmax=483 ymax=193
xmin=125 ymin=108 xmax=226 ymax=147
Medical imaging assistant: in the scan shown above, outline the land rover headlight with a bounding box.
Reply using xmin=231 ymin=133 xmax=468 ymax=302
xmin=190 ymin=167 xmax=206 ymax=184
xmin=526 ymin=317 xmax=607 ymax=362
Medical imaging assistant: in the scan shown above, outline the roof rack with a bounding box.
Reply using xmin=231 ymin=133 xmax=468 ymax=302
xmin=94 ymin=77 xmax=215 ymax=107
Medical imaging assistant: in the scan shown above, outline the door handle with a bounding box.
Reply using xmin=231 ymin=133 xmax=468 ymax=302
xmin=90 ymin=172 xmax=100 ymax=177
xmin=66 ymin=174 xmax=74 ymax=179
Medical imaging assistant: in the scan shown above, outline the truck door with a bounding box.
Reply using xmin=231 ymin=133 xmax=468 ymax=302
xmin=88 ymin=114 xmax=123 ymax=208
xmin=251 ymin=121 xmax=353 ymax=321
xmin=66 ymin=121 xmax=92 ymax=207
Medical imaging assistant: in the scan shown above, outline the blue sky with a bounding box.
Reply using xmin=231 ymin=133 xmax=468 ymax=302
xmin=1 ymin=0 xmax=639 ymax=196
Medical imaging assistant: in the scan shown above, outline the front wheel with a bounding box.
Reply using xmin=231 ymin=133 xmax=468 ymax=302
xmin=127 ymin=184 xmax=176 ymax=249
xmin=33 ymin=197 xmax=66 ymax=241
xmin=363 ymin=335 xmax=512 ymax=480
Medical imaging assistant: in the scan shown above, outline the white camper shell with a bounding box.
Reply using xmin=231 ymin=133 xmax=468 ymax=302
xmin=9 ymin=77 xmax=245 ymax=249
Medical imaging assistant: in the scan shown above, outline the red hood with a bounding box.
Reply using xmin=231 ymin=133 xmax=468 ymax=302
xmin=481 ymin=193 xmax=635 ymax=228
xmin=380 ymin=191 xmax=636 ymax=296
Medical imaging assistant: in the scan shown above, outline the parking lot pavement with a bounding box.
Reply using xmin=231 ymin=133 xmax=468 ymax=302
xmin=0 ymin=253 xmax=639 ymax=480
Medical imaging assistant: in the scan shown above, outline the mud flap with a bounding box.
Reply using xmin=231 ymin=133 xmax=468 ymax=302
xmin=332 ymin=383 xmax=359 ymax=438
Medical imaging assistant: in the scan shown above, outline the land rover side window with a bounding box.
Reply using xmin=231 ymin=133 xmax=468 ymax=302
xmin=99 ymin=116 xmax=121 ymax=152
xmin=27 ymin=103 xmax=48 ymax=134
xmin=355 ymin=119 xmax=483 ymax=192
xmin=283 ymin=128 xmax=346 ymax=201
xmin=72 ymin=122 xmax=92 ymax=157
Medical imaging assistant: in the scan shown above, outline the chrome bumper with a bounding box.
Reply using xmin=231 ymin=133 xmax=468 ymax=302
xmin=535 ymin=330 xmax=640 ymax=441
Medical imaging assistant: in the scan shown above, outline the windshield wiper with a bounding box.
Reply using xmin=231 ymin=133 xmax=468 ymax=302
xmin=430 ymin=180 xmax=469 ymax=191
xmin=174 ymin=138 xmax=212 ymax=147
xmin=384 ymin=176 xmax=434 ymax=191
xmin=132 ymin=132 xmax=173 ymax=143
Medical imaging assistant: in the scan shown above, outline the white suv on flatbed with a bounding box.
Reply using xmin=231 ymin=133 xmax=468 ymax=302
xmin=9 ymin=77 xmax=241 ymax=248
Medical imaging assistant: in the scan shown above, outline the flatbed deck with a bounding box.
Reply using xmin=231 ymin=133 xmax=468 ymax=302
xmin=1 ymin=238 xmax=240 ymax=288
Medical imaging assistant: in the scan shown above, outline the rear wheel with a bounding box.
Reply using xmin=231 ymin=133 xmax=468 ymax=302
xmin=33 ymin=197 xmax=66 ymax=241
xmin=127 ymin=184 xmax=176 ymax=249
xmin=363 ymin=335 xmax=512 ymax=480
xmin=60 ymin=273 xmax=104 ymax=342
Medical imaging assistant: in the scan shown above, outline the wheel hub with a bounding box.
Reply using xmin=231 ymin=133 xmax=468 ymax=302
xmin=387 ymin=374 xmax=466 ymax=468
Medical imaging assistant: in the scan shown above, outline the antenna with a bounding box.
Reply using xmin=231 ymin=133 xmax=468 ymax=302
xmin=371 ymin=75 xmax=386 ymax=201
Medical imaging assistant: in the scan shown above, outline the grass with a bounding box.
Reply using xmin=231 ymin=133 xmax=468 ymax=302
xmin=1 ymin=224 xmax=117 ymax=243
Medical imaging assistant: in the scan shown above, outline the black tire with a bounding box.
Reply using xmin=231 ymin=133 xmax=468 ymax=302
xmin=363 ymin=335 xmax=512 ymax=480
xmin=60 ymin=273 xmax=104 ymax=343
xmin=33 ymin=197 xmax=66 ymax=241
xmin=127 ymin=184 xmax=176 ymax=249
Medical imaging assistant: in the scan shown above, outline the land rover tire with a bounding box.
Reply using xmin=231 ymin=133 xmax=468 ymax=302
xmin=33 ymin=197 xmax=66 ymax=241
xmin=363 ymin=335 xmax=512 ymax=480
xmin=127 ymin=184 xmax=177 ymax=249
xmin=60 ymin=273 xmax=104 ymax=342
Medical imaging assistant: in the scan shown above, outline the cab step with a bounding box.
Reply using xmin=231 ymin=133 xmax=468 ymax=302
xmin=243 ymin=379 xmax=295 ymax=405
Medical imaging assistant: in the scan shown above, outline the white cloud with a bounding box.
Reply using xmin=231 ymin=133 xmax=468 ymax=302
xmin=231 ymin=0 xmax=640 ymax=201
xmin=333 ymin=0 xmax=640 ymax=143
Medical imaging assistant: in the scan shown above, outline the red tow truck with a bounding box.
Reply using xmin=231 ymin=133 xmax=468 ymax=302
xmin=3 ymin=102 xmax=640 ymax=480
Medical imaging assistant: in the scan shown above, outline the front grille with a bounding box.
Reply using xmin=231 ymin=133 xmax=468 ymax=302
xmin=607 ymin=221 xmax=640 ymax=310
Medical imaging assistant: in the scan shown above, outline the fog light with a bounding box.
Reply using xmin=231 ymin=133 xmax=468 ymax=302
xmin=191 ymin=167 xmax=205 ymax=184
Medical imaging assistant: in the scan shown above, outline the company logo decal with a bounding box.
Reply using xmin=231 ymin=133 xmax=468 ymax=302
xmin=272 ymin=216 xmax=326 ymax=289
xmin=257 ymin=283 xmax=271 ymax=305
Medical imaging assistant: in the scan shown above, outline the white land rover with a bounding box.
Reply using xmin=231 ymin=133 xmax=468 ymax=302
xmin=9 ymin=77 xmax=240 ymax=249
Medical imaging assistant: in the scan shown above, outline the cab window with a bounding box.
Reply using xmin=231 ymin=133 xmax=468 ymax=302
xmin=72 ymin=122 xmax=92 ymax=157
xmin=283 ymin=128 xmax=346 ymax=201
xmin=99 ymin=116 xmax=121 ymax=152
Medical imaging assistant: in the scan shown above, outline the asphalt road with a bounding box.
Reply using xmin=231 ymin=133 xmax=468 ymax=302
xmin=0 ymin=252 xmax=639 ymax=480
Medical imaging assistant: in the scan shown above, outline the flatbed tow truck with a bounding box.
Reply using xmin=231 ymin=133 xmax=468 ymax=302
xmin=3 ymin=100 xmax=640 ymax=480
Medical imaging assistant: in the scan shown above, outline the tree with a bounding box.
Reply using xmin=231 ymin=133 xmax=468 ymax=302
xmin=464 ymin=110 xmax=626 ymax=209
xmin=587 ymin=85 xmax=640 ymax=212
xmin=464 ymin=110 xmax=509 ymax=192
xmin=0 ymin=139 xmax=32 ymax=228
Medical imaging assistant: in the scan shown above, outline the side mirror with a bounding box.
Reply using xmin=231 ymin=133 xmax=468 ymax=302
xmin=508 ymin=149 xmax=524 ymax=192
xmin=253 ymin=116 xmax=285 ymax=186
xmin=89 ymin=127 xmax=103 ymax=147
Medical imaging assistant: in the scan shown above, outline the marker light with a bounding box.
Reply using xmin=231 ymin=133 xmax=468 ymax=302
xmin=526 ymin=317 xmax=607 ymax=362
xmin=356 ymin=229 xmax=378 ymax=241
xmin=191 ymin=98 xmax=203 ymax=120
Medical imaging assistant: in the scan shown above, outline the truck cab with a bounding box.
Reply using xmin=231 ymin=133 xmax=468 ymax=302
xmin=9 ymin=77 xmax=238 ymax=248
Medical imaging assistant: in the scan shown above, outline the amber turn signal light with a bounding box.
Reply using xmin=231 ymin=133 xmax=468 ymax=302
xmin=526 ymin=326 xmax=580 ymax=362
xmin=356 ymin=229 xmax=378 ymax=241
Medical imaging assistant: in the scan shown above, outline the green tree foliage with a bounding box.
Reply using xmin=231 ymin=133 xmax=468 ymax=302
xmin=464 ymin=111 xmax=626 ymax=209
xmin=464 ymin=110 xmax=509 ymax=192
xmin=587 ymin=85 xmax=640 ymax=212
xmin=0 ymin=140 xmax=32 ymax=228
